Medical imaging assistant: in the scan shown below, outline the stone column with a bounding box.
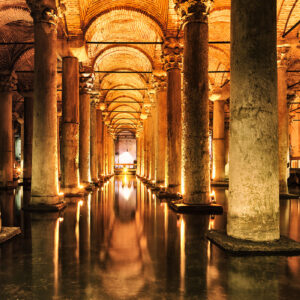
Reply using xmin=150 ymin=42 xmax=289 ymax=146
xmin=140 ymin=131 xmax=145 ymax=177
xmin=90 ymin=101 xmax=98 ymax=182
xmin=97 ymin=109 xmax=103 ymax=179
xmin=26 ymin=1 xmax=61 ymax=207
xmin=0 ymin=72 xmax=17 ymax=188
xmin=107 ymin=135 xmax=112 ymax=175
xmin=151 ymin=104 xmax=157 ymax=181
xmin=143 ymin=119 xmax=148 ymax=178
xmin=228 ymin=0 xmax=279 ymax=241
xmin=212 ymin=100 xmax=225 ymax=182
xmin=175 ymin=1 xmax=211 ymax=203
xmin=154 ymin=72 xmax=167 ymax=185
xmin=277 ymin=45 xmax=290 ymax=194
xmin=163 ymin=37 xmax=183 ymax=193
xmin=22 ymin=91 xmax=33 ymax=186
xmin=136 ymin=137 xmax=140 ymax=176
xmin=79 ymin=72 xmax=94 ymax=185
xmin=61 ymin=56 xmax=80 ymax=193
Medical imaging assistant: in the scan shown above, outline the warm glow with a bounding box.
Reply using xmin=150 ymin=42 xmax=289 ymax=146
xmin=180 ymin=216 xmax=186 ymax=293
xmin=210 ymin=190 xmax=216 ymax=203
xmin=78 ymin=184 xmax=85 ymax=190
xmin=59 ymin=192 xmax=64 ymax=196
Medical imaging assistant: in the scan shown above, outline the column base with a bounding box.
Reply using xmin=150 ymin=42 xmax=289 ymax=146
xmin=279 ymin=193 xmax=300 ymax=200
xmin=207 ymin=230 xmax=300 ymax=255
xmin=169 ymin=201 xmax=223 ymax=214
xmin=62 ymin=186 xmax=85 ymax=197
xmin=211 ymin=180 xmax=229 ymax=188
xmin=0 ymin=227 xmax=21 ymax=244
xmin=0 ymin=181 xmax=17 ymax=190
xmin=156 ymin=191 xmax=182 ymax=200
xmin=24 ymin=195 xmax=66 ymax=212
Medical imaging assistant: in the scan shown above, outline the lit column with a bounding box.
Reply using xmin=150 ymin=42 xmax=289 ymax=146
xmin=26 ymin=1 xmax=61 ymax=207
xmin=79 ymin=71 xmax=94 ymax=185
xmin=151 ymin=103 xmax=157 ymax=182
xmin=212 ymin=99 xmax=225 ymax=181
xmin=22 ymin=91 xmax=33 ymax=186
xmin=136 ymin=137 xmax=140 ymax=176
xmin=163 ymin=37 xmax=183 ymax=193
xmin=277 ymin=45 xmax=290 ymax=194
xmin=96 ymin=109 xmax=103 ymax=179
xmin=143 ymin=119 xmax=148 ymax=178
xmin=210 ymin=85 xmax=229 ymax=182
xmin=228 ymin=0 xmax=279 ymax=241
xmin=0 ymin=72 xmax=17 ymax=188
xmin=90 ymin=101 xmax=98 ymax=182
xmin=140 ymin=131 xmax=145 ymax=177
xmin=154 ymin=72 xmax=167 ymax=186
xmin=175 ymin=0 xmax=211 ymax=203
xmin=61 ymin=56 xmax=80 ymax=194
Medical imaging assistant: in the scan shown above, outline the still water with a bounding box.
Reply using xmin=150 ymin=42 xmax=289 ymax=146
xmin=0 ymin=176 xmax=300 ymax=299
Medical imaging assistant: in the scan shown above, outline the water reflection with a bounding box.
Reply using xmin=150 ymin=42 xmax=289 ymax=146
xmin=0 ymin=179 xmax=300 ymax=299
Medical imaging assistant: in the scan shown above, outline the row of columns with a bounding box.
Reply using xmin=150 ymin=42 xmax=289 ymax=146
xmin=137 ymin=0 xmax=286 ymax=242
xmin=0 ymin=2 xmax=115 ymax=205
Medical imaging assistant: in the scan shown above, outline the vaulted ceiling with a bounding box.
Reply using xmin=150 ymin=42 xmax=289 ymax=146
xmin=0 ymin=0 xmax=299 ymax=137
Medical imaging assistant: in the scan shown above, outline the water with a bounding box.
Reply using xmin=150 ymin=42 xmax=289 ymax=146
xmin=0 ymin=176 xmax=300 ymax=299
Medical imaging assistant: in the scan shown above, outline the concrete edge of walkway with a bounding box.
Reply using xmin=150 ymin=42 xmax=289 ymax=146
xmin=0 ymin=227 xmax=21 ymax=244
xmin=169 ymin=201 xmax=223 ymax=214
xmin=207 ymin=230 xmax=300 ymax=256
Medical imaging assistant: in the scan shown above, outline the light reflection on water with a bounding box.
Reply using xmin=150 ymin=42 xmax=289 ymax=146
xmin=0 ymin=177 xmax=300 ymax=299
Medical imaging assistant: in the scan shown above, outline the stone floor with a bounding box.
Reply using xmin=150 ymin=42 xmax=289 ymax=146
xmin=0 ymin=176 xmax=300 ymax=299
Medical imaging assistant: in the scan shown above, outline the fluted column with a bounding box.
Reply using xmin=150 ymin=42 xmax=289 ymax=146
xmin=79 ymin=71 xmax=94 ymax=185
xmin=154 ymin=72 xmax=167 ymax=185
xmin=26 ymin=1 xmax=61 ymax=206
xmin=163 ymin=37 xmax=183 ymax=193
xmin=175 ymin=0 xmax=211 ymax=202
xmin=228 ymin=0 xmax=279 ymax=241
xmin=90 ymin=101 xmax=98 ymax=182
xmin=0 ymin=72 xmax=17 ymax=188
xmin=61 ymin=56 xmax=80 ymax=193
xmin=277 ymin=45 xmax=290 ymax=194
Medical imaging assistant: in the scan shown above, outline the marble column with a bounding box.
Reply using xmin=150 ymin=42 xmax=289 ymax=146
xmin=96 ymin=109 xmax=103 ymax=179
xmin=212 ymin=99 xmax=225 ymax=182
xmin=23 ymin=92 xmax=33 ymax=186
xmin=79 ymin=73 xmax=93 ymax=185
xmin=143 ymin=119 xmax=148 ymax=178
xmin=277 ymin=45 xmax=290 ymax=194
xmin=26 ymin=1 xmax=61 ymax=206
xmin=228 ymin=0 xmax=279 ymax=241
xmin=0 ymin=72 xmax=17 ymax=188
xmin=163 ymin=37 xmax=183 ymax=193
xmin=154 ymin=72 xmax=167 ymax=185
xmin=175 ymin=1 xmax=210 ymax=203
xmin=61 ymin=57 xmax=80 ymax=193
xmin=90 ymin=101 xmax=98 ymax=182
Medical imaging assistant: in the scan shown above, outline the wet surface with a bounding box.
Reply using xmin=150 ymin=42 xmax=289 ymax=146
xmin=0 ymin=176 xmax=300 ymax=299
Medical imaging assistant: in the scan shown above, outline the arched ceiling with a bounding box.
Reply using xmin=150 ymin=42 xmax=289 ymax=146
xmin=0 ymin=0 xmax=299 ymax=137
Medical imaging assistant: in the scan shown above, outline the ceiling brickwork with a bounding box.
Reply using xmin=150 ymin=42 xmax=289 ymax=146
xmin=0 ymin=0 xmax=299 ymax=136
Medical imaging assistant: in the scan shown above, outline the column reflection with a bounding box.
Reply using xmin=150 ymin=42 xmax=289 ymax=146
xmin=100 ymin=175 xmax=153 ymax=298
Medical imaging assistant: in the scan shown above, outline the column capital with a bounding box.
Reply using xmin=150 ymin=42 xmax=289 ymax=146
xmin=26 ymin=0 xmax=59 ymax=25
xmin=163 ymin=37 xmax=183 ymax=71
xmin=174 ymin=0 xmax=214 ymax=23
xmin=0 ymin=71 xmax=17 ymax=93
xmin=153 ymin=70 xmax=167 ymax=91
xmin=80 ymin=68 xmax=95 ymax=94
xmin=277 ymin=44 xmax=291 ymax=69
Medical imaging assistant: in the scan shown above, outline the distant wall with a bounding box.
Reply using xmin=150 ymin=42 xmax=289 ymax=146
xmin=115 ymin=138 xmax=136 ymax=164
